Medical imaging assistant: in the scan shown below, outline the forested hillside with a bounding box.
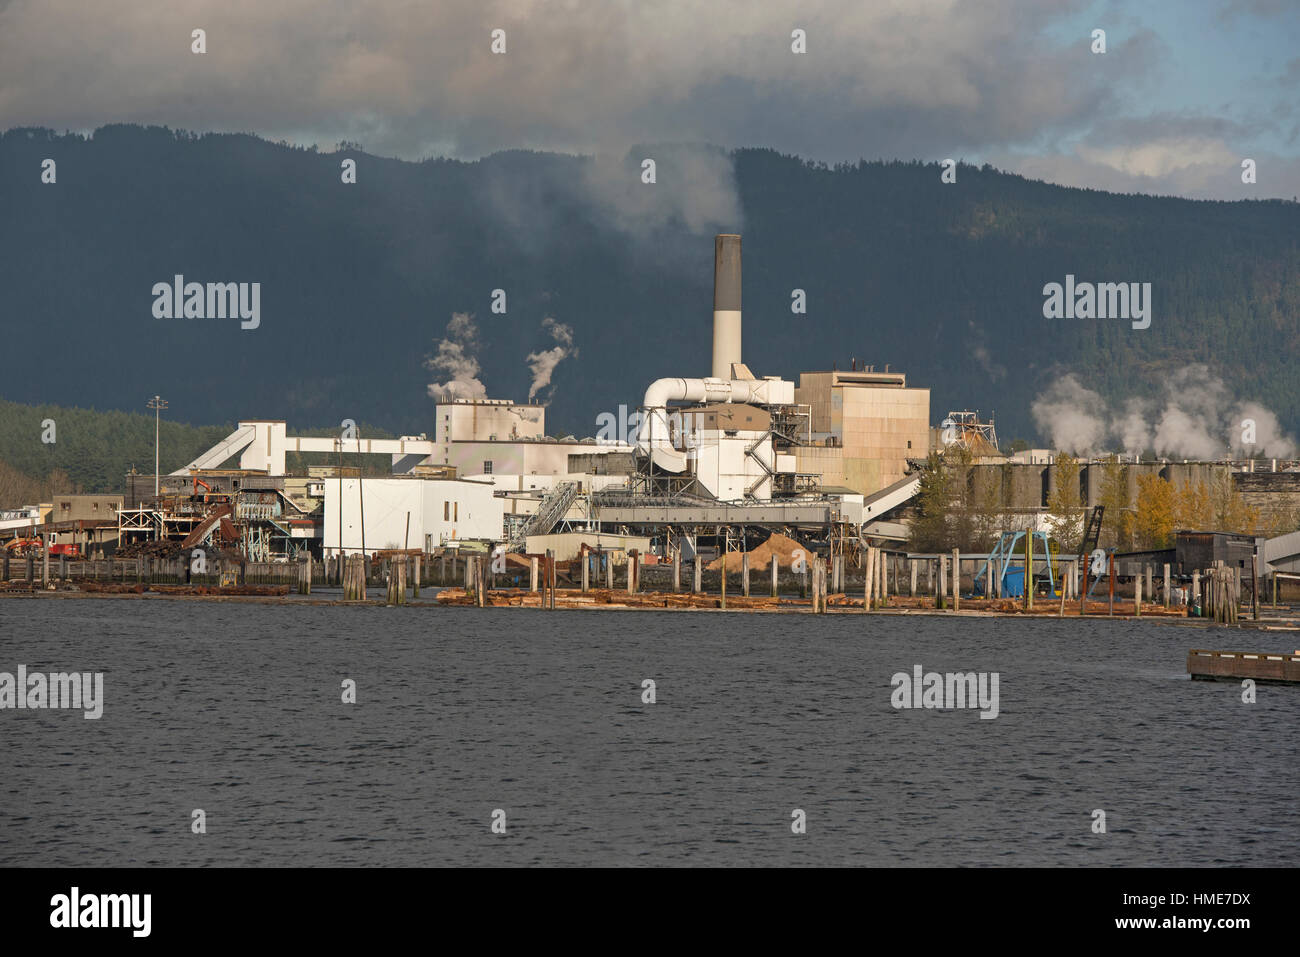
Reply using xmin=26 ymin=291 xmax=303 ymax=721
xmin=2 ymin=125 xmax=1297 ymax=487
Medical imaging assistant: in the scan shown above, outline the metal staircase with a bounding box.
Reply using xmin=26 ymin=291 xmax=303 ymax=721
xmin=509 ymin=482 xmax=579 ymax=551
xmin=744 ymin=432 xmax=775 ymax=498
xmin=1079 ymin=505 xmax=1105 ymax=562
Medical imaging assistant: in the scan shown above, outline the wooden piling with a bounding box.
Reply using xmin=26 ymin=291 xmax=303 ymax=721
xmin=951 ymin=548 xmax=960 ymax=612
xmin=868 ymin=546 xmax=878 ymax=605
xmin=1134 ymin=571 xmax=1141 ymax=617
xmin=909 ymin=559 xmax=917 ymax=597
xmin=1252 ymin=553 xmax=1259 ymax=620
xmin=694 ymin=553 xmax=702 ymax=594
xmin=771 ymin=552 xmax=778 ymax=598
xmin=387 ymin=556 xmax=407 ymax=605
xmin=1107 ymin=553 xmax=1115 ymax=616
xmin=1024 ymin=533 xmax=1033 ymax=611
xmin=673 ymin=549 xmax=681 ymax=593
xmin=811 ymin=558 xmax=824 ymax=614
xmin=1081 ymin=559 xmax=1089 ymax=616
xmin=343 ymin=554 xmax=366 ymax=601
xmin=742 ymin=551 xmax=750 ymax=598
xmin=720 ymin=545 xmax=727 ymax=610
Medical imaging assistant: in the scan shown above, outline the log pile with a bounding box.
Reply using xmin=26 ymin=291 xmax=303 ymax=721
xmin=149 ymin=584 xmax=290 ymax=597
xmin=437 ymin=586 xmax=782 ymax=610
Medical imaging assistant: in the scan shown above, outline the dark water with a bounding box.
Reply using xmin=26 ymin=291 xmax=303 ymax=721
xmin=2 ymin=597 xmax=1297 ymax=866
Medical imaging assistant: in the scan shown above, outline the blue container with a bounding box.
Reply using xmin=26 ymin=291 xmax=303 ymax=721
xmin=1000 ymin=568 xmax=1025 ymax=597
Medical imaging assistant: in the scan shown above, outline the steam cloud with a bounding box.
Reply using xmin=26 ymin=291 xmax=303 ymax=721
xmin=1031 ymin=367 xmax=1297 ymax=459
xmin=426 ymin=312 xmax=487 ymax=402
xmin=525 ymin=317 xmax=576 ymax=401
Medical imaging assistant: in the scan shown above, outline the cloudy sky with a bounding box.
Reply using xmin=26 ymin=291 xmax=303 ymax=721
xmin=1 ymin=0 xmax=1297 ymax=199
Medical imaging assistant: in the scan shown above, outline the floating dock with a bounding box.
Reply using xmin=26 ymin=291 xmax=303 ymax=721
xmin=1187 ymin=648 xmax=1300 ymax=683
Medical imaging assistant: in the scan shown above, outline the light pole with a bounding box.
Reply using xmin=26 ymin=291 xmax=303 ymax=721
xmin=147 ymin=395 xmax=168 ymax=497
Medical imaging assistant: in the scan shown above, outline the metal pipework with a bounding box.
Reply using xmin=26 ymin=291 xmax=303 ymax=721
xmin=636 ymin=376 xmax=770 ymax=473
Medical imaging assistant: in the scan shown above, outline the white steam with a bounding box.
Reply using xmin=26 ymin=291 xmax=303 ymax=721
xmin=1031 ymin=366 xmax=1297 ymax=459
xmin=1027 ymin=375 xmax=1108 ymax=454
xmin=525 ymin=317 xmax=576 ymax=401
xmin=426 ymin=312 xmax=487 ymax=402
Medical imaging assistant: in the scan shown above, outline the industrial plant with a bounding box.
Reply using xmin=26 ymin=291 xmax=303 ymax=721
xmin=5 ymin=234 xmax=1300 ymax=605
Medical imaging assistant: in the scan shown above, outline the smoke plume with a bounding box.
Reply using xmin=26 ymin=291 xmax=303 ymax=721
xmin=1031 ymin=366 xmax=1297 ymax=459
xmin=525 ymin=317 xmax=576 ymax=401
xmin=426 ymin=312 xmax=487 ymax=402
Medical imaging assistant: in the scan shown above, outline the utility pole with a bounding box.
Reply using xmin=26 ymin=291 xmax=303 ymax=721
xmin=147 ymin=395 xmax=168 ymax=497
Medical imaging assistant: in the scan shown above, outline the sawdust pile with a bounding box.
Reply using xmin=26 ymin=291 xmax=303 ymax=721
xmin=707 ymin=532 xmax=810 ymax=572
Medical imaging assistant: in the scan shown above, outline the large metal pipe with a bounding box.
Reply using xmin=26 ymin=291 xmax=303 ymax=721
xmin=711 ymin=234 xmax=741 ymax=379
xmin=636 ymin=377 xmax=762 ymax=473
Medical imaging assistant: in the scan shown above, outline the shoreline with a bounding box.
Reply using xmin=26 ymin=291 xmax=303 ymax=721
xmin=4 ymin=585 xmax=1299 ymax=628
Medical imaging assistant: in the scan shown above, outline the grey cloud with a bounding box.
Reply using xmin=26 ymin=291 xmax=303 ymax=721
xmin=0 ymin=0 xmax=1131 ymax=164
xmin=0 ymin=1 xmax=1292 ymax=201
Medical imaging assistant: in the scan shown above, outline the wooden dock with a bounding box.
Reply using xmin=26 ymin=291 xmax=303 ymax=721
xmin=1187 ymin=648 xmax=1300 ymax=684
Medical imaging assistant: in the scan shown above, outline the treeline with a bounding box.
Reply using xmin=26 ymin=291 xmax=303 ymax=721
xmin=0 ymin=458 xmax=75 ymax=509
xmin=0 ymin=400 xmax=406 ymax=503
xmin=0 ymin=398 xmax=231 ymax=502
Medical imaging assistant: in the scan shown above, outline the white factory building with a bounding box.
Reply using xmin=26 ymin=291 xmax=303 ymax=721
xmin=430 ymin=398 xmax=629 ymax=479
xmin=322 ymin=476 xmax=503 ymax=557
xmin=180 ymin=398 xmax=628 ymax=481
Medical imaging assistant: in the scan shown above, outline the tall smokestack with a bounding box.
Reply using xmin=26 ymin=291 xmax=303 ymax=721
xmin=711 ymin=234 xmax=741 ymax=379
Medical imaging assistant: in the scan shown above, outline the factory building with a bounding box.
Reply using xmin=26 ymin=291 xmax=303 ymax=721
xmin=156 ymin=233 xmax=934 ymax=557
xmin=322 ymin=476 xmax=503 ymax=557
xmin=794 ymin=369 xmax=930 ymax=495
xmin=630 ymin=234 xmax=928 ymax=508
xmin=430 ymin=397 xmax=628 ymax=478
xmin=633 ymin=234 xmax=802 ymax=502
